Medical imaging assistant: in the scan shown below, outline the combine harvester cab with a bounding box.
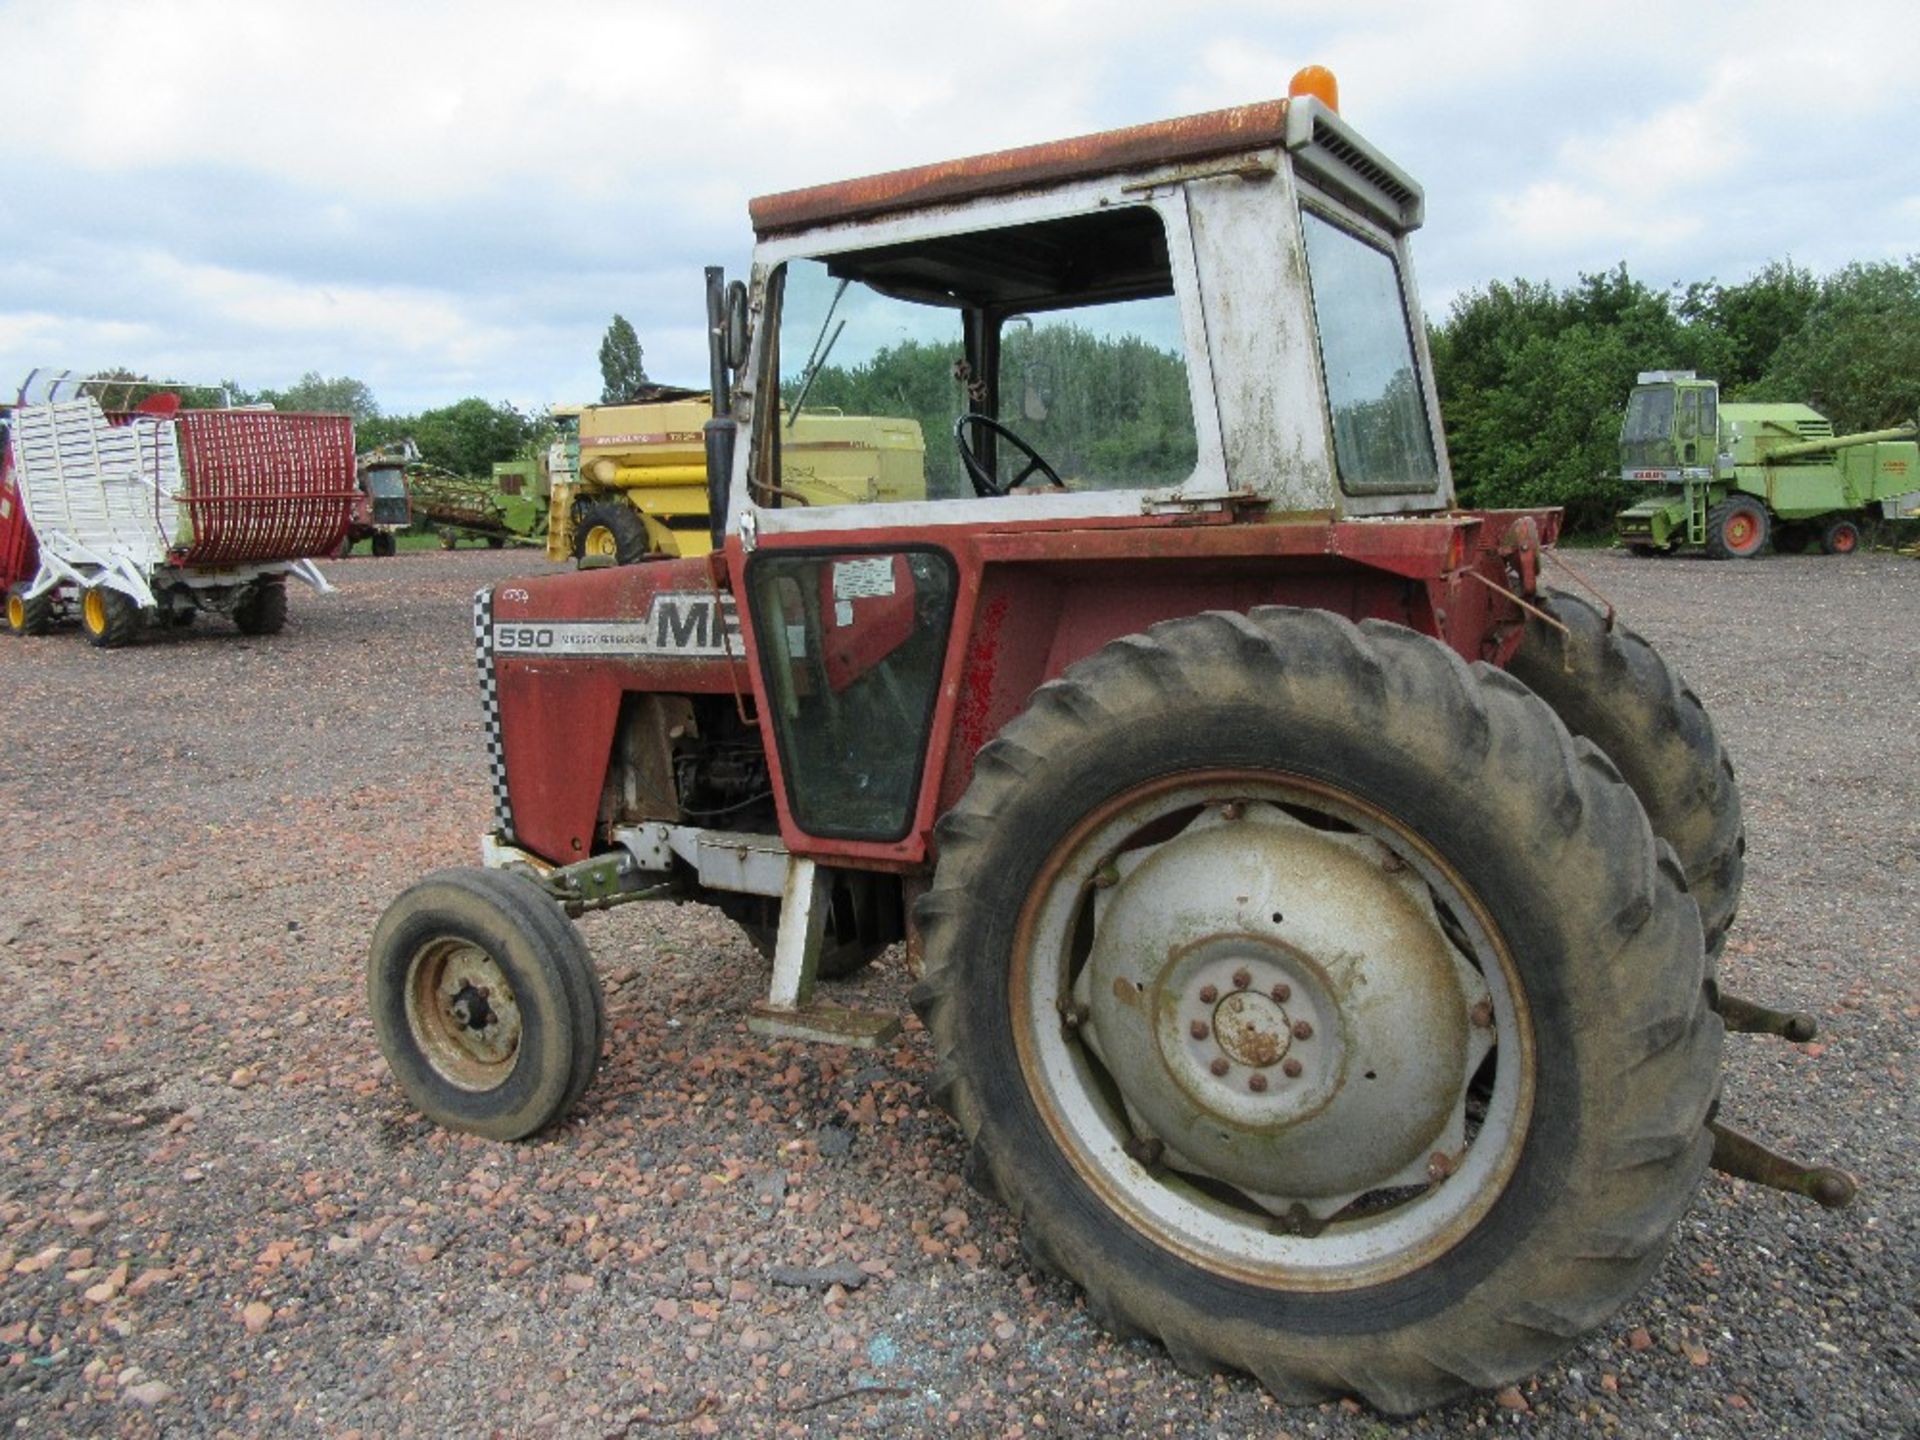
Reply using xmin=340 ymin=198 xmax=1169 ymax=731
xmin=2 ymin=372 xmax=355 ymax=646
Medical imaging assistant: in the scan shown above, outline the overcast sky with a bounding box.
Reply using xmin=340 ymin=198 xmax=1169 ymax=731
xmin=2 ymin=0 xmax=1914 ymax=416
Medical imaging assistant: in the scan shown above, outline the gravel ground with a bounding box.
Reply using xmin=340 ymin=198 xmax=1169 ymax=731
xmin=0 ymin=547 xmax=1913 ymax=1439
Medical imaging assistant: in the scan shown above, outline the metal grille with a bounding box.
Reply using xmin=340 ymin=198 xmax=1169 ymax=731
xmin=172 ymin=411 xmax=356 ymax=566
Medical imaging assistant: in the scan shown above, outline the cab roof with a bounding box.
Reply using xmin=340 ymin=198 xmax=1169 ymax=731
xmin=748 ymin=97 xmax=1292 ymax=239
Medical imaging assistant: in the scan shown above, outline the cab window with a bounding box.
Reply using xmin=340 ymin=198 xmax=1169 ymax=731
xmin=764 ymin=205 xmax=1197 ymax=506
xmin=1299 ymin=209 xmax=1438 ymax=495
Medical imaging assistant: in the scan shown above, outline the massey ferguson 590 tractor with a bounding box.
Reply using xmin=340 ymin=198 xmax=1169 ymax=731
xmin=369 ymin=70 xmax=1853 ymax=1412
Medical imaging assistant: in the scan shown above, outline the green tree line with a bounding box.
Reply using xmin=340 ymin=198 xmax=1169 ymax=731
xmin=1435 ymin=256 xmax=1920 ymax=531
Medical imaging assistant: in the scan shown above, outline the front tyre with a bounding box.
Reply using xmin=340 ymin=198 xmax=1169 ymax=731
xmin=369 ymin=868 xmax=605 ymax=1140
xmin=1705 ymin=496 xmax=1769 ymax=559
xmin=912 ymin=609 xmax=1720 ymax=1413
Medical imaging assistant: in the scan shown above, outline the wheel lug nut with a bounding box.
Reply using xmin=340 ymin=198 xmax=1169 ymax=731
xmin=1189 ymin=1020 xmax=1210 ymax=1040
xmin=1270 ymin=983 xmax=1291 ymax=1002
xmin=1471 ymin=1000 xmax=1494 ymax=1029
xmin=1427 ymin=1152 xmax=1454 ymax=1184
xmin=1292 ymin=1020 xmax=1313 ymax=1040
xmin=1221 ymin=801 xmax=1245 ymax=821
xmin=1198 ymin=984 xmax=1217 ymax=1004
xmin=1282 ymin=1058 xmax=1303 ymax=1078
xmin=1248 ymin=1074 xmax=1268 ymax=1093
xmin=1209 ymin=1057 xmax=1230 ymax=1077
xmin=1232 ymin=969 xmax=1251 ymax=990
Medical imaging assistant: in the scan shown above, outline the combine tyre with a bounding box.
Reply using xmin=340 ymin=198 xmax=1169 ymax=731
xmin=1820 ymin=518 xmax=1861 ymax=555
xmin=912 ymin=609 xmax=1720 ymax=1412
xmin=573 ymin=501 xmax=650 ymax=566
xmin=1705 ymin=496 xmax=1768 ymax=559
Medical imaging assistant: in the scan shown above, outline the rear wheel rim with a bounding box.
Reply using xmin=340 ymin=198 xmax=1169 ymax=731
xmin=82 ymin=589 xmax=107 ymax=635
xmin=1010 ymin=770 xmax=1533 ymax=1292
xmin=403 ymin=939 xmax=523 ymax=1091
xmin=1831 ymin=527 xmax=1856 ymax=553
xmin=1724 ymin=513 xmax=1758 ymax=552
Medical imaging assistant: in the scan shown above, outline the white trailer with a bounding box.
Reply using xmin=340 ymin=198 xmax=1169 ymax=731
xmin=2 ymin=379 xmax=355 ymax=647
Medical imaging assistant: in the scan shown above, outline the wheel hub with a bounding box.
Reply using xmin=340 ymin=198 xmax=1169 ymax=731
xmin=405 ymin=941 xmax=522 ymax=1087
xmin=1074 ymin=803 xmax=1493 ymax=1210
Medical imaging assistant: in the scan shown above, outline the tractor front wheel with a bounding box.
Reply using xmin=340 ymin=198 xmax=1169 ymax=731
xmin=233 ymin=577 xmax=288 ymax=636
xmin=369 ymin=868 xmax=605 ymax=1140
xmin=912 ymin=609 xmax=1719 ymax=1413
xmin=1820 ymin=517 xmax=1862 ymax=555
xmin=372 ymin=531 xmax=398 ymax=558
xmin=5 ymin=589 xmax=53 ymax=637
xmin=1705 ymin=497 xmax=1769 ymax=559
xmin=573 ymin=501 xmax=651 ymax=566
xmin=80 ymin=587 xmax=142 ymax=648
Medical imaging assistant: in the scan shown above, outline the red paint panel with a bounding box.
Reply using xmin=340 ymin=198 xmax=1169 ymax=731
xmin=0 ymin=445 xmax=37 ymax=595
xmin=495 ymin=665 xmax=625 ymax=862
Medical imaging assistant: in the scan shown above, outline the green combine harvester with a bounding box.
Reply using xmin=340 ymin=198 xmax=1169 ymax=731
xmin=408 ymin=459 xmax=549 ymax=549
xmin=1614 ymin=371 xmax=1920 ymax=557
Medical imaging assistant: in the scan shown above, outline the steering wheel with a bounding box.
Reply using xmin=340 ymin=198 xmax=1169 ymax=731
xmin=954 ymin=414 xmax=1064 ymax=498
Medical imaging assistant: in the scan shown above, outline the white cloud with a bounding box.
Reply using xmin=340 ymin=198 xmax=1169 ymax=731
xmin=1 ymin=0 xmax=1915 ymax=411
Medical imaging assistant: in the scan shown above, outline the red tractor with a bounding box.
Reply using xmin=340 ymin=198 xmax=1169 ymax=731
xmin=368 ymin=70 xmax=1850 ymax=1412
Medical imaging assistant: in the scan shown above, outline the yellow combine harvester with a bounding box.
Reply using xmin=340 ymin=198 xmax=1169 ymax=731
xmin=547 ymin=388 xmax=925 ymax=563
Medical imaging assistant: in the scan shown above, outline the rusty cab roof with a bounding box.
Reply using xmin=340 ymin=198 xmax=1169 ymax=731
xmin=748 ymin=98 xmax=1293 ymax=239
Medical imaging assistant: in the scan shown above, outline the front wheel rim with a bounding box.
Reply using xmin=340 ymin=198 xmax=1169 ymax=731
xmin=5 ymin=594 xmax=22 ymax=630
xmin=403 ymin=939 xmax=524 ymax=1091
xmin=582 ymin=525 xmax=617 ymax=559
xmin=1725 ymin=514 xmax=1757 ymax=551
xmin=81 ymin=589 xmax=108 ymax=634
xmin=1010 ymin=770 xmax=1534 ymax=1292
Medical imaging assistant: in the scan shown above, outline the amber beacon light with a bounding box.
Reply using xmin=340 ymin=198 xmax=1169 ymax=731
xmin=1288 ymin=64 xmax=1340 ymax=112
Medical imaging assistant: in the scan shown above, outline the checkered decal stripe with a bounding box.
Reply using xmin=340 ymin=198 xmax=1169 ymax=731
xmin=472 ymin=587 xmax=514 ymax=842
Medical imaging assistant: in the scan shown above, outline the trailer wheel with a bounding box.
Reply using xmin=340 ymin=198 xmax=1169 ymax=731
xmin=1704 ymin=497 xmax=1768 ymax=559
xmin=912 ymin=609 xmax=1719 ymax=1413
xmin=1505 ymin=591 xmax=1745 ymax=956
xmin=369 ymin=868 xmax=604 ymax=1141
xmin=5 ymin=590 xmax=53 ymax=636
xmin=1819 ymin=517 xmax=1861 ymax=555
xmin=372 ymin=532 xmax=398 ymax=558
xmin=233 ymin=577 xmax=288 ymax=636
xmin=574 ymin=501 xmax=650 ymax=566
xmin=80 ymin=587 xmax=142 ymax=648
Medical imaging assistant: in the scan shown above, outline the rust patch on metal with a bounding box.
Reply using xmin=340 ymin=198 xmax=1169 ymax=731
xmin=1214 ymin=991 xmax=1288 ymax=1069
xmin=750 ymin=99 xmax=1290 ymax=237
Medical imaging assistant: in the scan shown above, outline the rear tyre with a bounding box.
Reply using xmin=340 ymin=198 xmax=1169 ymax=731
xmin=233 ymin=577 xmax=288 ymax=635
xmin=1704 ymin=496 xmax=1768 ymax=559
xmin=912 ymin=608 xmax=1719 ymax=1413
xmin=80 ymin=587 xmax=142 ymax=648
xmin=1504 ymin=591 xmax=1745 ymax=955
xmin=5 ymin=589 xmax=53 ymax=636
xmin=573 ymin=501 xmax=651 ymax=566
xmin=1819 ymin=517 xmax=1861 ymax=555
xmin=369 ymin=868 xmax=604 ymax=1140
xmin=372 ymin=531 xmax=398 ymax=558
